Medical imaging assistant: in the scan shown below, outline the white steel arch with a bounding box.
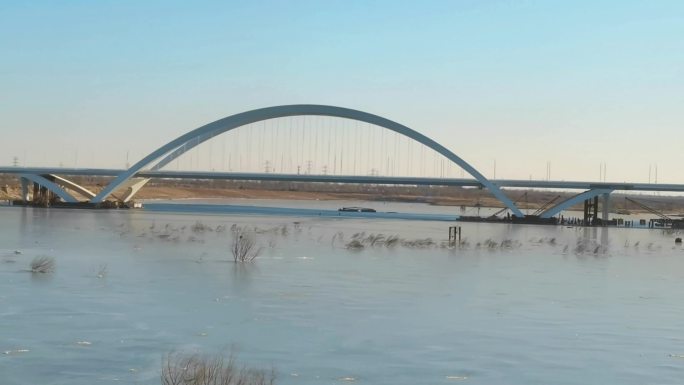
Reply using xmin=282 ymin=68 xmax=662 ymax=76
xmin=20 ymin=174 xmax=80 ymax=203
xmin=92 ymin=105 xmax=524 ymax=217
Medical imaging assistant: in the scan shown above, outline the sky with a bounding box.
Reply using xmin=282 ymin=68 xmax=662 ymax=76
xmin=1 ymin=0 xmax=682 ymax=182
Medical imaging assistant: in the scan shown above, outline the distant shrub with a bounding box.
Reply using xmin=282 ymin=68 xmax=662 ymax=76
xmin=231 ymin=228 xmax=261 ymax=263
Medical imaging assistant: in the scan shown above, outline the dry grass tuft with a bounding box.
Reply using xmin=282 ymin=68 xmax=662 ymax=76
xmin=161 ymin=352 xmax=275 ymax=385
xmin=30 ymin=256 xmax=55 ymax=274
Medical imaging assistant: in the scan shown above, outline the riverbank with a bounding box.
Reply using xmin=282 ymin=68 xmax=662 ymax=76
xmin=2 ymin=176 xmax=684 ymax=215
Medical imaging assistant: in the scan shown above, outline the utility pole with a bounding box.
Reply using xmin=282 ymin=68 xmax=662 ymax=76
xmin=12 ymin=156 xmax=19 ymax=167
xmin=603 ymin=162 xmax=607 ymax=182
xmin=545 ymin=161 xmax=551 ymax=181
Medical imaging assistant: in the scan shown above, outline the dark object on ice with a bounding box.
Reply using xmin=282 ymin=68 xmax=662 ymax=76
xmin=338 ymin=207 xmax=376 ymax=213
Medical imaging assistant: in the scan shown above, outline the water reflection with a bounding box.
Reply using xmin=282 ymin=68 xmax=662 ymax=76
xmin=565 ymin=226 xmax=610 ymax=258
xmin=230 ymin=263 xmax=258 ymax=292
xmin=29 ymin=270 xmax=54 ymax=284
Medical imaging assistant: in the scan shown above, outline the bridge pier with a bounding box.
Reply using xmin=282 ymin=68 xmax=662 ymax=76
xmin=602 ymin=192 xmax=610 ymax=224
xmin=32 ymin=182 xmax=39 ymax=204
xmin=582 ymin=193 xmax=611 ymax=226
xmin=38 ymin=185 xmax=52 ymax=206
xmin=583 ymin=196 xmax=599 ymax=225
xmin=20 ymin=177 xmax=30 ymax=202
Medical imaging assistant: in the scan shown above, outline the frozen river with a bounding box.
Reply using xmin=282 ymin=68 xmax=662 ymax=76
xmin=1 ymin=202 xmax=684 ymax=384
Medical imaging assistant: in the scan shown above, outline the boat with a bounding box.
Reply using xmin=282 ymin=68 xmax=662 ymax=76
xmin=338 ymin=207 xmax=376 ymax=213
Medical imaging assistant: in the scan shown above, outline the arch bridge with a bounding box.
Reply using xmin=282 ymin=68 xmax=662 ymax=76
xmin=15 ymin=104 xmax=526 ymax=216
xmin=9 ymin=104 xmax=682 ymax=220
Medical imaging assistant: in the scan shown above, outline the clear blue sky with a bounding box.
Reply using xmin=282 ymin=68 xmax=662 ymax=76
xmin=1 ymin=1 xmax=682 ymax=182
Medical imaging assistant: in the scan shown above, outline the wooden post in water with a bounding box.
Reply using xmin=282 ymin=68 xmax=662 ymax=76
xmin=448 ymin=226 xmax=461 ymax=246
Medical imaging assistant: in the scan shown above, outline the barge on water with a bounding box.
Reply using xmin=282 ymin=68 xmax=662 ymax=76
xmin=9 ymin=200 xmax=142 ymax=209
xmin=338 ymin=207 xmax=376 ymax=213
xmin=458 ymin=215 xmax=558 ymax=226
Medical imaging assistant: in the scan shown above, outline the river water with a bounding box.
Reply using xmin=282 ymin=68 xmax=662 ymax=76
xmin=1 ymin=201 xmax=684 ymax=385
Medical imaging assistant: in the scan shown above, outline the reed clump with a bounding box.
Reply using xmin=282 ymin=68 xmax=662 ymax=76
xmin=343 ymin=232 xmax=441 ymax=250
xmin=573 ymin=238 xmax=608 ymax=256
xmin=366 ymin=234 xmax=386 ymax=246
xmin=384 ymin=235 xmax=400 ymax=248
xmin=191 ymin=221 xmax=213 ymax=233
xmin=343 ymin=232 xmax=400 ymax=249
xmin=345 ymin=239 xmax=365 ymax=250
xmin=499 ymin=239 xmax=521 ymax=248
xmin=401 ymin=238 xmax=435 ymax=248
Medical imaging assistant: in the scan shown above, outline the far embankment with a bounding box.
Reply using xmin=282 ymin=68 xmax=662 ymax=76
xmin=2 ymin=175 xmax=684 ymax=216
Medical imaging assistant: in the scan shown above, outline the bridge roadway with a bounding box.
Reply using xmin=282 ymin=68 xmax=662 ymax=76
xmin=3 ymin=167 xmax=684 ymax=193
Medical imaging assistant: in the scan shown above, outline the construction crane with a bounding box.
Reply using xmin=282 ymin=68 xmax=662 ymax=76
xmin=624 ymin=197 xmax=670 ymax=220
xmin=490 ymin=191 xmax=527 ymax=217
xmin=532 ymin=195 xmax=562 ymax=216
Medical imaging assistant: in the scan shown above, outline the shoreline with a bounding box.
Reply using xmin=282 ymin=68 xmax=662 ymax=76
xmin=3 ymin=178 xmax=684 ymax=216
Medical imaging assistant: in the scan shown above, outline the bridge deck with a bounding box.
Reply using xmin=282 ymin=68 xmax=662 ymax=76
xmin=2 ymin=167 xmax=684 ymax=193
